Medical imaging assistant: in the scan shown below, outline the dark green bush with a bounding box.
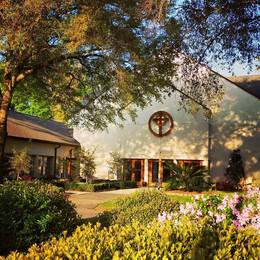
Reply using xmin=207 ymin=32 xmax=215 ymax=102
xmin=7 ymin=220 xmax=260 ymax=259
xmin=64 ymin=182 xmax=95 ymax=191
xmin=65 ymin=180 xmax=137 ymax=192
xmin=0 ymin=181 xmax=80 ymax=255
xmin=99 ymin=190 xmax=179 ymax=226
xmin=165 ymin=164 xmax=211 ymax=191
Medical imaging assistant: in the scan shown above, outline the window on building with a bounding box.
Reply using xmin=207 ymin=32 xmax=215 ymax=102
xmin=123 ymin=160 xmax=132 ymax=181
xmin=123 ymin=159 xmax=144 ymax=182
xmin=162 ymin=160 xmax=174 ymax=181
xmin=134 ymin=160 xmax=142 ymax=182
xmin=36 ymin=156 xmax=53 ymax=178
xmin=177 ymin=160 xmax=203 ymax=167
xmin=151 ymin=160 xmax=159 ymax=183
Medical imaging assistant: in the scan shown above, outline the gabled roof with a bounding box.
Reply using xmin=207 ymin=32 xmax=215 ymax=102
xmin=227 ymin=75 xmax=260 ymax=99
xmin=7 ymin=111 xmax=80 ymax=146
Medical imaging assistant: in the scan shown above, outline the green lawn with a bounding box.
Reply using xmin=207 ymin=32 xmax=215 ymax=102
xmin=168 ymin=195 xmax=192 ymax=203
xmin=97 ymin=199 xmax=119 ymax=211
xmin=98 ymin=194 xmax=192 ymax=210
xmin=98 ymin=190 xmax=242 ymax=210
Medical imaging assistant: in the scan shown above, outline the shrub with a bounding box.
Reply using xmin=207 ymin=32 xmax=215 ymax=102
xmin=163 ymin=187 xmax=260 ymax=230
xmin=64 ymin=182 xmax=95 ymax=191
xmin=225 ymin=149 xmax=245 ymax=190
xmin=165 ymin=164 xmax=211 ymax=191
xmin=0 ymin=181 xmax=80 ymax=255
xmin=6 ymin=219 xmax=260 ymax=259
xmin=117 ymin=180 xmax=137 ymax=189
xmin=78 ymin=148 xmax=96 ymax=183
xmin=9 ymin=149 xmax=31 ymax=180
xmin=107 ymin=151 xmax=124 ymax=179
xmin=64 ymin=180 xmax=137 ymax=192
xmin=99 ymin=190 xmax=179 ymax=226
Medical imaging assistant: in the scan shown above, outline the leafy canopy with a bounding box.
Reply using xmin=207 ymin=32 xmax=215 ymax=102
xmin=178 ymin=0 xmax=259 ymax=70
xmin=1 ymin=0 xmax=179 ymax=129
xmin=1 ymin=0 xmax=258 ymax=126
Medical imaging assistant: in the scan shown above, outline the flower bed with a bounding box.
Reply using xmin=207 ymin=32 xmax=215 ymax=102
xmin=3 ymin=189 xmax=260 ymax=258
xmin=6 ymin=219 xmax=259 ymax=259
xmin=158 ymin=187 xmax=260 ymax=230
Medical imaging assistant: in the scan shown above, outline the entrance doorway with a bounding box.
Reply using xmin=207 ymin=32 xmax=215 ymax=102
xmin=123 ymin=159 xmax=144 ymax=186
xmin=148 ymin=159 xmax=174 ymax=185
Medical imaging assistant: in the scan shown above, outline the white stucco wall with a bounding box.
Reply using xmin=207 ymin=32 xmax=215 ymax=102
xmin=5 ymin=138 xmax=75 ymax=158
xmin=211 ymin=78 xmax=260 ymax=181
xmin=75 ymin=76 xmax=260 ymax=182
xmin=75 ymin=91 xmax=209 ymax=180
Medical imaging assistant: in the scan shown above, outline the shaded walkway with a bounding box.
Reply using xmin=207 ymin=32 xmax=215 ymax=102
xmin=67 ymin=188 xmax=141 ymax=218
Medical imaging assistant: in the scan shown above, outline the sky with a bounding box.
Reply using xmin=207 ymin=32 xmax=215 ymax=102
xmin=212 ymin=61 xmax=259 ymax=77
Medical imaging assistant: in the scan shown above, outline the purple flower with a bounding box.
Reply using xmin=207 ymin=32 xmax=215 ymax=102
xmin=251 ymin=214 xmax=260 ymax=229
xmin=215 ymin=213 xmax=226 ymax=223
xmin=158 ymin=212 xmax=167 ymax=222
xmin=247 ymin=187 xmax=260 ymax=199
xmin=233 ymin=219 xmax=242 ymax=229
xmin=196 ymin=209 xmax=203 ymax=217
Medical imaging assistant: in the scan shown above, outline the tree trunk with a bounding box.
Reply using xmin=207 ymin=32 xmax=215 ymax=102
xmin=0 ymin=78 xmax=14 ymax=181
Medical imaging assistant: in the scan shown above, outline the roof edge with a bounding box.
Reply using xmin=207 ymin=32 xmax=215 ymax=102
xmin=207 ymin=68 xmax=260 ymax=100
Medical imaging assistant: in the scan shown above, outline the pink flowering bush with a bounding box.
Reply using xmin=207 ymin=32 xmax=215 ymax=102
xmin=158 ymin=187 xmax=260 ymax=231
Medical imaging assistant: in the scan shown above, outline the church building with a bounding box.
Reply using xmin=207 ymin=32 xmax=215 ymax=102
xmin=75 ymin=73 xmax=260 ymax=186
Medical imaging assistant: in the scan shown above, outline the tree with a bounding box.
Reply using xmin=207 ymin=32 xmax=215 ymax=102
xmin=225 ymin=149 xmax=245 ymax=190
xmin=9 ymin=149 xmax=31 ymax=180
xmin=1 ymin=0 xmax=258 ymax=180
xmin=0 ymin=0 xmax=179 ymax=177
xmin=178 ymin=0 xmax=259 ymax=70
xmin=78 ymin=148 xmax=96 ymax=183
xmin=108 ymin=151 xmax=124 ymax=180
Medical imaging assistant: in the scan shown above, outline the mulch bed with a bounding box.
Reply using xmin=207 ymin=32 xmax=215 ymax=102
xmin=165 ymin=190 xmax=222 ymax=196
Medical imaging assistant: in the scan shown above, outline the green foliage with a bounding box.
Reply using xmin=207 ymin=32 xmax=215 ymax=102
xmin=179 ymin=1 xmax=258 ymax=69
xmin=6 ymin=219 xmax=260 ymax=259
xmin=225 ymin=149 xmax=245 ymax=190
xmin=168 ymin=194 xmax=193 ymax=204
xmin=0 ymin=0 xmax=179 ymax=130
xmin=78 ymin=148 xmax=96 ymax=183
xmin=10 ymin=78 xmax=54 ymax=120
xmin=0 ymin=181 xmax=80 ymax=255
xmin=99 ymin=190 xmax=179 ymax=226
xmin=64 ymin=180 xmax=136 ymax=192
xmin=9 ymin=149 xmax=31 ymax=180
xmin=107 ymin=151 xmax=124 ymax=180
xmin=165 ymin=164 xmax=211 ymax=191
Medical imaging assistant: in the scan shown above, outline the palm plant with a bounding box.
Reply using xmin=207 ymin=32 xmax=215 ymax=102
xmin=166 ymin=163 xmax=211 ymax=191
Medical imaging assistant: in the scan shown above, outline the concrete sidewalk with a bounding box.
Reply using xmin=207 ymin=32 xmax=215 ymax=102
xmin=67 ymin=188 xmax=142 ymax=218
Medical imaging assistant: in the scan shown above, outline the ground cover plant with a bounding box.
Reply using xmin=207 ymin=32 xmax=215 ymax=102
xmin=0 ymin=181 xmax=80 ymax=255
xmin=98 ymin=190 xmax=179 ymax=226
xmin=3 ymin=189 xmax=260 ymax=258
xmin=158 ymin=187 xmax=260 ymax=230
xmin=6 ymin=218 xmax=259 ymax=259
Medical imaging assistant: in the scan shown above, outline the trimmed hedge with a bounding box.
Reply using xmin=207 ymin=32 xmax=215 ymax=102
xmin=98 ymin=190 xmax=179 ymax=226
xmin=0 ymin=181 xmax=80 ymax=255
xmin=6 ymin=219 xmax=260 ymax=259
xmin=64 ymin=180 xmax=137 ymax=192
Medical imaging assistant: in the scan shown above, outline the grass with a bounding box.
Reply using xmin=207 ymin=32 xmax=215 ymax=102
xmin=97 ymin=199 xmax=118 ymax=211
xmin=97 ymin=190 xmax=243 ymax=211
xmin=98 ymin=193 xmax=192 ymax=210
xmin=168 ymin=195 xmax=192 ymax=203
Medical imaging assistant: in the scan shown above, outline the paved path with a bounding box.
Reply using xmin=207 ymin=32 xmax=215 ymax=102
xmin=67 ymin=188 xmax=141 ymax=218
